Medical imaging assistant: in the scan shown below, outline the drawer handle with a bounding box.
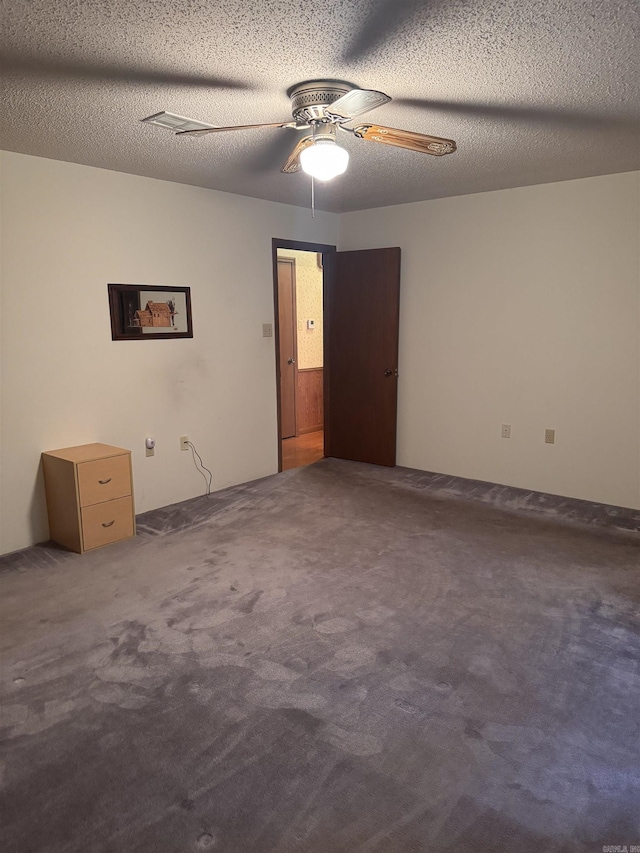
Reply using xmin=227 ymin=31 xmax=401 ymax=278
xmin=98 ymin=478 xmax=112 ymax=485
xmin=102 ymin=520 xmax=115 ymax=528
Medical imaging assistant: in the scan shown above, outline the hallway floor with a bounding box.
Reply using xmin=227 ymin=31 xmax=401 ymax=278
xmin=282 ymin=429 xmax=324 ymax=471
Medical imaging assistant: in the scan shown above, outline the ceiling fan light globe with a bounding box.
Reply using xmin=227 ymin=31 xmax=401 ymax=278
xmin=300 ymin=139 xmax=349 ymax=181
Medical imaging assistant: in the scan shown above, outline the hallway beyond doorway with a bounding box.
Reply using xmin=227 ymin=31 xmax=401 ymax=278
xmin=282 ymin=430 xmax=324 ymax=471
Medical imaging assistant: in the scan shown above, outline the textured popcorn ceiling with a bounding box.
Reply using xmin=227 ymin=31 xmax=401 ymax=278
xmin=1 ymin=0 xmax=638 ymax=212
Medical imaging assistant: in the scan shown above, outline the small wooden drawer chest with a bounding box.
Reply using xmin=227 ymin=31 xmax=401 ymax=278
xmin=42 ymin=443 xmax=135 ymax=553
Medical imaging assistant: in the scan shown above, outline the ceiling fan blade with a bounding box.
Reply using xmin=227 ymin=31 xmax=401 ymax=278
xmin=327 ymin=89 xmax=391 ymax=120
xmin=342 ymin=0 xmax=446 ymax=62
xmin=177 ymin=121 xmax=297 ymax=136
xmin=0 ymin=52 xmax=252 ymax=91
xmin=281 ymin=136 xmax=313 ymax=173
xmin=353 ymin=124 xmax=456 ymax=155
xmin=395 ymin=98 xmax=639 ymax=131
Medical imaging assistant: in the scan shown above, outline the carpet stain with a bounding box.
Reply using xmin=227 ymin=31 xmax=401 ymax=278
xmin=323 ymin=723 xmax=382 ymax=756
xmin=235 ymin=589 xmax=263 ymax=614
xmin=109 ymin=621 xmax=147 ymax=662
xmin=389 ymin=673 xmax=419 ymax=691
xmin=314 ymin=617 xmax=357 ymax=634
xmin=1 ymin=704 xmax=28 ymax=728
xmin=356 ymin=605 xmax=396 ymax=623
xmin=394 ymin=697 xmax=423 ymax=716
xmin=252 ymin=660 xmax=300 ymax=682
xmin=324 ymin=645 xmax=377 ymax=673
xmin=88 ymin=681 xmax=151 ymax=710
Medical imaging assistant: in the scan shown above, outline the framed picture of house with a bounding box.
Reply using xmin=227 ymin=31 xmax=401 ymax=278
xmin=108 ymin=284 xmax=193 ymax=340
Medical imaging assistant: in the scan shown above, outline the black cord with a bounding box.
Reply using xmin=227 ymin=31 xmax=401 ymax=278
xmin=186 ymin=440 xmax=213 ymax=496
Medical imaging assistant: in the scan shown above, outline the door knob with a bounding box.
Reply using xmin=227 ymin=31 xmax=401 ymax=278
xmin=287 ymin=357 xmax=295 ymax=365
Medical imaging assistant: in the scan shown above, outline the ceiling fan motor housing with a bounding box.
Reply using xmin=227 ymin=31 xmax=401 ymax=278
xmin=289 ymin=81 xmax=352 ymax=123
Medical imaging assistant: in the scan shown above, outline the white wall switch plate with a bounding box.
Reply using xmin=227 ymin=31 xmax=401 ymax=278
xmin=501 ymin=423 xmax=511 ymax=439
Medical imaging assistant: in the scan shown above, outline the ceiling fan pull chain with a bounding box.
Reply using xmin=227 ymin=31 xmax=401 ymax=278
xmin=310 ymin=122 xmax=316 ymax=217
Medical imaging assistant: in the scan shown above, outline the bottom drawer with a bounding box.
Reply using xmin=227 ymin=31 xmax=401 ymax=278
xmin=81 ymin=496 xmax=134 ymax=551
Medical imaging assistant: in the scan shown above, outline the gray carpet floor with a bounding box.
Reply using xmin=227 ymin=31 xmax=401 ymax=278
xmin=0 ymin=459 xmax=639 ymax=852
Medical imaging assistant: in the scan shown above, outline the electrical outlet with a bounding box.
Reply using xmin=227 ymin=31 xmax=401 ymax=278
xmin=501 ymin=423 xmax=511 ymax=439
xmin=146 ymin=446 xmax=154 ymax=457
xmin=545 ymin=429 xmax=555 ymax=444
xmin=262 ymin=323 xmax=273 ymax=338
xmin=180 ymin=435 xmax=189 ymax=451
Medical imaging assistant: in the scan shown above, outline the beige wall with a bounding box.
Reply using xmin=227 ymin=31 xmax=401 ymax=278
xmin=1 ymin=154 xmax=638 ymax=554
xmin=339 ymin=172 xmax=640 ymax=509
xmin=0 ymin=152 xmax=337 ymax=554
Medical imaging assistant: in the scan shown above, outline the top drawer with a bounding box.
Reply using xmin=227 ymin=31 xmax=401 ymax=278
xmin=77 ymin=454 xmax=131 ymax=507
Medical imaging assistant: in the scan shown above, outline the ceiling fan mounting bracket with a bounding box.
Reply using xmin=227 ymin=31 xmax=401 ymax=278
xmin=288 ymin=80 xmax=353 ymax=124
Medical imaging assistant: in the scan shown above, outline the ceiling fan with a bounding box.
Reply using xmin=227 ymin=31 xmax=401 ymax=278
xmin=142 ymin=80 xmax=456 ymax=182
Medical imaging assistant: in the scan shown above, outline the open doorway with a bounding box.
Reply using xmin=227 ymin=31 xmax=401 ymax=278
xmin=272 ymin=238 xmax=335 ymax=472
xmin=277 ymin=249 xmax=324 ymax=471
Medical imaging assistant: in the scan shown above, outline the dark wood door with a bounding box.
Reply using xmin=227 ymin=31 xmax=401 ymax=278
xmin=277 ymin=258 xmax=298 ymax=439
xmin=324 ymin=247 xmax=401 ymax=467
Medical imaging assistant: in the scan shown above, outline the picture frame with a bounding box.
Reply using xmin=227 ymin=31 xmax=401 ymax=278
xmin=108 ymin=284 xmax=193 ymax=341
